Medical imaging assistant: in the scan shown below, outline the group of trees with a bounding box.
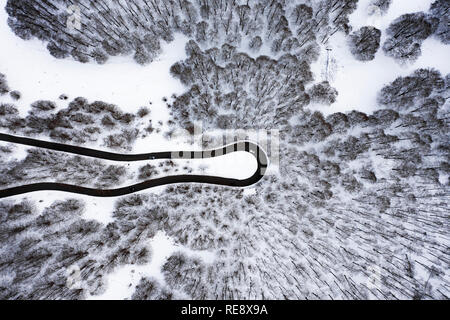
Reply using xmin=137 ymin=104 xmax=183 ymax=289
xmin=0 ymin=73 xmax=9 ymax=95
xmin=0 ymin=199 xmax=102 ymax=299
xmin=6 ymin=0 xmax=359 ymax=64
xmin=131 ymin=276 xmax=175 ymax=300
xmin=130 ymin=67 xmax=448 ymax=300
xmin=0 ymin=70 xmax=161 ymax=192
xmin=382 ymin=12 xmax=438 ymax=63
xmin=7 ymin=0 xmax=167 ymax=65
xmin=347 ymin=1 xmax=448 ymax=64
xmin=347 ymin=1 xmax=449 ymax=64
xmin=1 ymin=0 xmax=449 ymax=301
xmin=382 ymin=1 xmax=448 ymax=63
xmin=370 ymin=0 xmax=392 ymax=14
xmin=1 ymin=65 xmax=448 ymax=299
xmin=429 ymin=0 xmax=449 ymax=44
xmin=0 ymin=148 xmax=128 ymax=190
xmin=169 ymin=40 xmax=314 ymax=130
xmin=138 ymin=159 xmax=191 ymax=181
xmin=348 ymin=26 xmax=381 ymax=61
xmin=377 ymin=68 xmax=445 ymax=110
xmin=0 ymin=194 xmax=171 ymax=299
xmin=0 ymin=72 xmax=20 ymax=100
xmin=0 ymin=89 xmax=151 ymax=151
xmin=307 ymin=81 xmax=338 ymax=104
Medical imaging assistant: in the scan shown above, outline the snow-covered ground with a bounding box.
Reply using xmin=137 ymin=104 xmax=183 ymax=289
xmin=309 ymin=0 xmax=450 ymax=116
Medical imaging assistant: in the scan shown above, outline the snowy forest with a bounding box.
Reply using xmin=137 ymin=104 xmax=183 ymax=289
xmin=0 ymin=0 xmax=449 ymax=300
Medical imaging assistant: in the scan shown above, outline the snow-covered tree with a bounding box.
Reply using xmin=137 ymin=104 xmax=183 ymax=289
xmin=382 ymin=12 xmax=438 ymax=63
xmin=348 ymin=26 xmax=381 ymax=61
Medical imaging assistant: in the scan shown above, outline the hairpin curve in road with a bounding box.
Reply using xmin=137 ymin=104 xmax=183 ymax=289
xmin=0 ymin=133 xmax=268 ymax=198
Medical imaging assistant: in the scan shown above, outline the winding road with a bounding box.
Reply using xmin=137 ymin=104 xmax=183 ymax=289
xmin=0 ymin=133 xmax=268 ymax=199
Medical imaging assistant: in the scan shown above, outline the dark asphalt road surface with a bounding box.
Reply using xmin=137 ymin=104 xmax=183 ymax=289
xmin=0 ymin=133 xmax=268 ymax=198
